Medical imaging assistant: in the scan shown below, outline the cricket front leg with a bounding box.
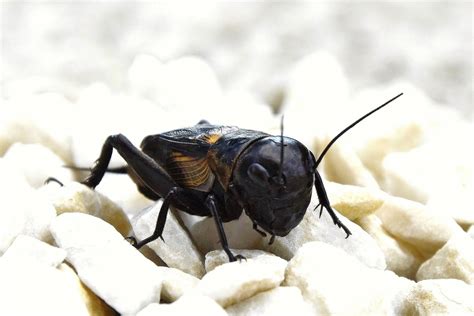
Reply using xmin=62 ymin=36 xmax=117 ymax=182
xmin=205 ymin=194 xmax=245 ymax=262
xmin=314 ymin=170 xmax=352 ymax=238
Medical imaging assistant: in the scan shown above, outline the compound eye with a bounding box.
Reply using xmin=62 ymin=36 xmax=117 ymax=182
xmin=247 ymin=163 xmax=270 ymax=186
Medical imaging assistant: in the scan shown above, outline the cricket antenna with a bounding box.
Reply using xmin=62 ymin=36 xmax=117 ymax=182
xmin=315 ymin=93 xmax=403 ymax=168
xmin=279 ymin=115 xmax=285 ymax=184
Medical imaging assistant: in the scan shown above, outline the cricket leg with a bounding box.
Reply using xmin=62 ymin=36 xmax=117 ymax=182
xmin=314 ymin=170 xmax=352 ymax=238
xmin=206 ymin=194 xmax=245 ymax=262
xmin=81 ymin=134 xmax=213 ymax=248
xmin=128 ymin=187 xmax=206 ymax=248
xmin=82 ymin=134 xmax=176 ymax=198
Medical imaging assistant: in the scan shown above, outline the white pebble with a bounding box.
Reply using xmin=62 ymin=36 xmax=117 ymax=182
xmin=137 ymin=294 xmax=227 ymax=316
xmin=0 ymin=93 xmax=74 ymax=163
xmin=0 ymin=159 xmax=56 ymax=254
xmin=284 ymin=241 xmax=414 ymax=315
xmin=0 ymin=259 xmax=90 ymax=316
xmin=319 ymin=138 xmax=380 ymax=189
xmin=416 ymin=233 xmax=474 ymax=284
xmin=283 ymin=51 xmax=349 ymax=134
xmin=325 ymin=181 xmax=385 ymax=221
xmin=51 ymin=213 xmax=162 ymax=315
xmin=58 ymin=263 xmax=116 ymax=316
xmin=226 ymin=286 xmax=313 ymax=316
xmin=128 ymin=55 xmax=223 ymax=115
xmin=2 ymin=235 xmax=66 ymax=268
xmin=3 ymin=143 xmax=74 ymax=188
xmin=156 ymin=267 xmax=200 ymax=302
xmin=402 ymin=279 xmax=474 ymax=315
xmin=376 ymin=195 xmax=464 ymax=257
xmin=196 ymin=252 xmax=287 ymax=307
xmin=383 ymin=142 xmax=473 ymax=228
xmin=71 ymin=85 xmax=173 ymax=167
xmin=39 ymin=182 xmax=133 ymax=237
xmin=468 ymin=226 xmax=474 ymax=239
xmin=281 ymin=52 xmax=350 ymax=149
xmin=357 ymin=215 xmax=423 ymax=279
xmin=94 ymin=172 xmax=154 ymax=217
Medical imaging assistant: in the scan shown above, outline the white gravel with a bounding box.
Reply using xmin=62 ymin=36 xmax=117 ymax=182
xmin=0 ymin=8 xmax=472 ymax=312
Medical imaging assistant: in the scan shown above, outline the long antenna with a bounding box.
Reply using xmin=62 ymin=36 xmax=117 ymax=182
xmin=315 ymin=93 xmax=403 ymax=168
xmin=279 ymin=115 xmax=285 ymax=184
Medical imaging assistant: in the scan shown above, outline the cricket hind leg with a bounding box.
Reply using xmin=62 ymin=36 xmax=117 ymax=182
xmin=313 ymin=170 xmax=352 ymax=238
xmin=45 ymin=165 xmax=128 ymax=188
xmin=81 ymin=134 xmax=176 ymax=198
xmin=127 ymin=167 xmax=161 ymax=201
xmin=66 ymin=165 xmax=128 ymax=174
xmin=82 ymin=134 xmax=212 ymax=247
xmin=72 ymin=162 xmax=161 ymax=200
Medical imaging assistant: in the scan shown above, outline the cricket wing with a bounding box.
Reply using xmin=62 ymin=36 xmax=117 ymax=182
xmin=141 ymin=127 xmax=224 ymax=191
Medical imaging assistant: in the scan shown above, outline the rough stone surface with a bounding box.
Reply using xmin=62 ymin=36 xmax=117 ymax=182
xmin=196 ymin=252 xmax=287 ymax=307
xmin=382 ymin=149 xmax=431 ymax=203
xmin=3 ymin=143 xmax=74 ymax=189
xmin=261 ymin=191 xmax=386 ymax=269
xmin=357 ymin=120 xmax=426 ymax=184
xmin=226 ymin=286 xmax=313 ymax=316
xmin=131 ymin=202 xmax=205 ymax=278
xmin=94 ymin=172 xmax=154 ymax=217
xmin=0 ymin=159 xmax=56 ymax=254
xmin=325 ymin=181 xmax=385 ymax=220
xmin=349 ymin=85 xmax=430 ymax=184
xmin=0 ymin=259 xmax=90 ymax=316
xmin=383 ymin=134 xmax=474 ymax=225
xmin=320 ymin=139 xmax=380 ymax=189
xmin=468 ymin=225 xmax=474 ymax=239
xmin=59 ymin=263 xmax=116 ymax=316
xmin=383 ymin=142 xmax=474 ymax=227
xmin=281 ymin=52 xmax=354 ymax=154
xmin=50 ymin=212 xmax=162 ymax=315
xmin=156 ymin=266 xmax=200 ymax=303
xmin=376 ymin=195 xmax=463 ymax=257
xmin=0 ymin=93 xmax=74 ymax=163
xmin=205 ymin=249 xmax=277 ymax=272
xmin=40 ymin=181 xmax=133 ymax=237
xmin=401 ymin=279 xmax=474 ymax=315
xmin=416 ymin=233 xmax=474 ymax=284
xmin=357 ymin=215 xmax=423 ymax=279
xmin=2 ymin=235 xmax=66 ymax=268
xmin=283 ymin=52 xmax=349 ymax=138
xmin=128 ymin=55 xmax=222 ymax=114
xmin=69 ymin=83 xmax=172 ymax=169
xmin=284 ymin=241 xmax=414 ymax=315
xmin=137 ymin=294 xmax=227 ymax=316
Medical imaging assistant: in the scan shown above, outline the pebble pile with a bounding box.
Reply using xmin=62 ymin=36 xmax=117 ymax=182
xmin=1 ymin=53 xmax=473 ymax=315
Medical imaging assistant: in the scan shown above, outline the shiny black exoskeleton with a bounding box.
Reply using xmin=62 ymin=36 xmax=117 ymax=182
xmin=80 ymin=93 xmax=402 ymax=261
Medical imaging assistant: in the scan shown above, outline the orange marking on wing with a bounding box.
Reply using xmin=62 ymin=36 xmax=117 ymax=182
xmin=167 ymin=151 xmax=211 ymax=188
xmin=203 ymin=133 xmax=221 ymax=144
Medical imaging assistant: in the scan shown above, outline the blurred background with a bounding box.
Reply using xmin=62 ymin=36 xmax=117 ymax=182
xmin=1 ymin=2 xmax=472 ymax=117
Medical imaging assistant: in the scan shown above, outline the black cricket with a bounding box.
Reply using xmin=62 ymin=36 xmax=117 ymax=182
xmin=80 ymin=93 xmax=403 ymax=262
